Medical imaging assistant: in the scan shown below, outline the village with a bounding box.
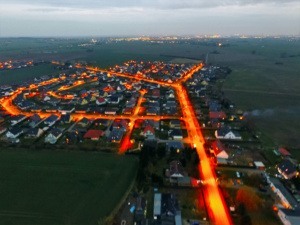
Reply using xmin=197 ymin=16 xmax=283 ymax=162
xmin=0 ymin=60 xmax=299 ymax=225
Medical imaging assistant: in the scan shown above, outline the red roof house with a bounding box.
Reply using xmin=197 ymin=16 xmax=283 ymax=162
xmin=142 ymin=125 xmax=155 ymax=137
xmin=279 ymin=147 xmax=291 ymax=157
xmin=84 ymin=130 xmax=104 ymax=140
xmin=96 ymin=97 xmax=106 ymax=105
xmin=209 ymin=111 xmax=227 ymax=120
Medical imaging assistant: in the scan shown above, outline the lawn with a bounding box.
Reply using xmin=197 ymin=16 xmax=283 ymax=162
xmin=0 ymin=149 xmax=138 ymax=225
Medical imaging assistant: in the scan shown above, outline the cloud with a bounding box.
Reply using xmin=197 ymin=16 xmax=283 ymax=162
xmin=1 ymin=0 xmax=299 ymax=36
xmin=5 ymin=0 xmax=300 ymax=10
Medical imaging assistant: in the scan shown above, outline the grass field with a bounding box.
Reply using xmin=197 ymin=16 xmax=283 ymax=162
xmin=203 ymin=38 xmax=300 ymax=149
xmin=0 ymin=150 xmax=138 ymax=225
xmin=0 ymin=64 xmax=59 ymax=85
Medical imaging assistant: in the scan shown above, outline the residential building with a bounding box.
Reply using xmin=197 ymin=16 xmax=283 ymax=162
xmin=278 ymin=160 xmax=298 ymax=179
xmin=211 ymin=140 xmax=229 ymax=163
xmin=45 ymin=128 xmax=62 ymax=144
xmin=215 ymin=127 xmax=242 ymax=140
xmin=6 ymin=127 xmax=23 ymax=139
xmin=83 ymin=130 xmax=104 ymax=141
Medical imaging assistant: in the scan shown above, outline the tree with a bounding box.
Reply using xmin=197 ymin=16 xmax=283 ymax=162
xmin=237 ymin=203 xmax=246 ymax=216
xmin=240 ymin=214 xmax=252 ymax=225
xmin=157 ymin=145 xmax=166 ymax=158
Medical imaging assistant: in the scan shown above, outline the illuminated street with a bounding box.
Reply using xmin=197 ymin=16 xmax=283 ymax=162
xmin=0 ymin=62 xmax=232 ymax=225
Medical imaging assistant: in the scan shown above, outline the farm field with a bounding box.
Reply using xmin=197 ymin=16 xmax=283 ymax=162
xmin=0 ymin=64 xmax=59 ymax=85
xmin=217 ymin=39 xmax=300 ymax=148
xmin=0 ymin=149 xmax=138 ymax=225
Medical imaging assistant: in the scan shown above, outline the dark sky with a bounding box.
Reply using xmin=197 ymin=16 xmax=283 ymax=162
xmin=1 ymin=0 xmax=299 ymax=37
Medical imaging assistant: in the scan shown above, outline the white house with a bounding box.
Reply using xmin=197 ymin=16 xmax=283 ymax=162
xmin=211 ymin=140 xmax=229 ymax=162
xmin=215 ymin=127 xmax=242 ymax=140
xmin=6 ymin=127 xmax=23 ymax=139
xmin=45 ymin=128 xmax=62 ymax=144
xmin=43 ymin=96 xmax=51 ymax=101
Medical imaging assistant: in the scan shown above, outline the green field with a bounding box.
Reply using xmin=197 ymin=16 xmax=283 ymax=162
xmin=0 ymin=150 xmax=138 ymax=225
xmin=0 ymin=64 xmax=58 ymax=85
xmin=216 ymin=39 xmax=300 ymax=148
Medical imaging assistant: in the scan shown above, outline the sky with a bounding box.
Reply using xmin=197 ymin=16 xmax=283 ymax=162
xmin=0 ymin=0 xmax=300 ymax=37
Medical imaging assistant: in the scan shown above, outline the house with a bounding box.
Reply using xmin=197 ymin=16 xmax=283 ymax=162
xmin=65 ymin=131 xmax=80 ymax=144
xmin=43 ymin=96 xmax=51 ymax=102
xmin=209 ymin=100 xmax=222 ymax=112
xmin=86 ymin=95 xmax=96 ymax=102
xmin=165 ymin=101 xmax=177 ymax=110
xmin=254 ymin=161 xmax=265 ymax=170
xmin=108 ymin=95 xmax=120 ymax=104
xmin=75 ymin=109 xmax=86 ymax=114
xmin=270 ymin=177 xmax=298 ymax=209
xmin=77 ymin=117 xmax=91 ymax=127
xmin=153 ymin=192 xmax=181 ymax=222
xmin=6 ymin=127 xmax=23 ymax=139
xmin=215 ymin=127 xmax=242 ymax=140
xmin=10 ymin=114 xmax=27 ymax=126
xmin=152 ymin=89 xmax=160 ymax=98
xmin=169 ymin=120 xmax=181 ymax=129
xmin=59 ymin=106 xmax=75 ymax=114
xmin=278 ymin=159 xmax=298 ymax=179
xmin=142 ymin=125 xmax=155 ymax=138
xmin=153 ymin=193 xmax=162 ymax=220
xmin=79 ymin=98 xmax=88 ymax=105
xmin=170 ymin=129 xmax=183 ymax=140
xmin=45 ymin=128 xmax=62 ymax=144
xmin=108 ymin=128 xmax=125 ymax=143
xmin=211 ymin=140 xmax=229 ymax=162
xmin=112 ymin=119 xmax=128 ymax=131
xmin=177 ymin=177 xmax=192 ymax=187
xmin=104 ymin=108 xmax=118 ymax=115
xmin=279 ymin=147 xmax=292 ymax=157
xmin=98 ymin=90 xmax=108 ymax=97
xmin=60 ymin=114 xmax=72 ymax=124
xmin=0 ymin=126 xmax=7 ymax=135
xmin=166 ymin=91 xmax=175 ymax=99
xmin=44 ymin=114 xmax=59 ymax=127
xmin=143 ymin=119 xmax=159 ymax=130
xmin=166 ymin=141 xmax=184 ymax=153
xmin=28 ymin=114 xmax=42 ymax=128
xmin=17 ymin=100 xmax=35 ymax=110
xmin=278 ymin=208 xmax=300 ymax=225
xmin=83 ymin=130 xmax=104 ymax=141
xmin=94 ymin=119 xmax=111 ymax=127
xmin=26 ymin=128 xmax=43 ymax=138
xmin=146 ymin=107 xmax=159 ymax=116
xmin=123 ymin=107 xmax=133 ymax=115
xmin=209 ymin=111 xmax=226 ymax=120
xmin=167 ymin=161 xmax=185 ymax=178
xmin=96 ymin=97 xmax=106 ymax=106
